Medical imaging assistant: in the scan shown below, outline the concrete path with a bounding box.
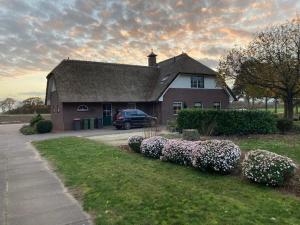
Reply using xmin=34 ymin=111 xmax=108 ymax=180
xmin=0 ymin=124 xmax=93 ymax=225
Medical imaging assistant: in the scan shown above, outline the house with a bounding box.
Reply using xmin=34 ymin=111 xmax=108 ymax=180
xmin=45 ymin=52 xmax=236 ymax=130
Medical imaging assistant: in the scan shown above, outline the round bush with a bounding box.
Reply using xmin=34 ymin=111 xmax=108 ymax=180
xmin=277 ymin=119 xmax=293 ymax=134
xmin=161 ymin=140 xmax=203 ymax=165
xmin=36 ymin=120 xmax=53 ymax=133
xmin=242 ymin=150 xmax=296 ymax=186
xmin=140 ymin=136 xmax=168 ymax=159
xmin=19 ymin=125 xmax=36 ymax=135
xmin=128 ymin=135 xmax=144 ymax=152
xmin=191 ymin=140 xmax=241 ymax=173
xmin=30 ymin=114 xmax=44 ymax=127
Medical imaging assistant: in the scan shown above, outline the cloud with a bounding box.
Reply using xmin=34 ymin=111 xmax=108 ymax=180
xmin=0 ymin=0 xmax=299 ymax=98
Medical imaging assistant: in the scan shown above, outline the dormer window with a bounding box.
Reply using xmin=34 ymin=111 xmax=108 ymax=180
xmin=191 ymin=76 xmax=204 ymax=88
xmin=77 ymin=105 xmax=89 ymax=112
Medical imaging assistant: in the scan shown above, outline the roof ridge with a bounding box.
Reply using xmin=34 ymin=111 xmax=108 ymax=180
xmin=63 ymin=59 xmax=157 ymax=69
xmin=158 ymin=53 xmax=188 ymax=65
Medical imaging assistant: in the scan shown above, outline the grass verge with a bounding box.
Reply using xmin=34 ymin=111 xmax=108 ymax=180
xmin=33 ymin=137 xmax=300 ymax=225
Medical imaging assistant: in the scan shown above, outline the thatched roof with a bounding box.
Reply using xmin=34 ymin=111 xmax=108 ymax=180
xmin=46 ymin=53 xmax=228 ymax=103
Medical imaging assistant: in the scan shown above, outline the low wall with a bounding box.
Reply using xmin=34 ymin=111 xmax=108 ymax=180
xmin=0 ymin=114 xmax=51 ymax=124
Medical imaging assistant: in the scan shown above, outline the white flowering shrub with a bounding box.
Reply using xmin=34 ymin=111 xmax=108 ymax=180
xmin=242 ymin=150 xmax=296 ymax=186
xmin=161 ymin=140 xmax=203 ymax=165
xmin=140 ymin=136 xmax=168 ymax=159
xmin=191 ymin=140 xmax=241 ymax=173
xmin=128 ymin=135 xmax=144 ymax=153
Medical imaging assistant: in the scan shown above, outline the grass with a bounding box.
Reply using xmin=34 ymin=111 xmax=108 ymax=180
xmin=231 ymin=135 xmax=300 ymax=164
xmin=33 ymin=137 xmax=300 ymax=225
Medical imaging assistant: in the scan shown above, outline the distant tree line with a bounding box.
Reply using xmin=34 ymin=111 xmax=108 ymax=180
xmin=0 ymin=97 xmax=50 ymax=114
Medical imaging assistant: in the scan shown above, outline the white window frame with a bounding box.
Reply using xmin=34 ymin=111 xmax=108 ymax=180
xmin=191 ymin=76 xmax=204 ymax=89
xmin=194 ymin=102 xmax=203 ymax=109
xmin=77 ymin=104 xmax=89 ymax=112
xmin=173 ymin=102 xmax=183 ymax=115
xmin=213 ymin=102 xmax=221 ymax=110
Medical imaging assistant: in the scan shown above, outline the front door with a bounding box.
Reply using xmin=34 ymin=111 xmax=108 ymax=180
xmin=103 ymin=103 xmax=112 ymax=126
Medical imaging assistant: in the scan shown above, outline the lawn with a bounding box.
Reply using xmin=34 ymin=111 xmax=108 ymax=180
xmin=33 ymin=137 xmax=300 ymax=225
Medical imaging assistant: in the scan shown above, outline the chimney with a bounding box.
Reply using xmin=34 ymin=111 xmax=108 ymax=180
xmin=147 ymin=50 xmax=157 ymax=67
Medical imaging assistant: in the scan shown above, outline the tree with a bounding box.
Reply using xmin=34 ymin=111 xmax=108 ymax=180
xmin=0 ymin=98 xmax=16 ymax=112
xmin=218 ymin=18 xmax=300 ymax=120
xmin=22 ymin=97 xmax=44 ymax=114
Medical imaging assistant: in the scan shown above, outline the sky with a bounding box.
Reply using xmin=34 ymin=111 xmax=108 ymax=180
xmin=0 ymin=0 xmax=299 ymax=101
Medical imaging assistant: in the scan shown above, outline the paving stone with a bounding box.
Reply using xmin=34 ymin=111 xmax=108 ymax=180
xmin=8 ymin=181 xmax=62 ymax=202
xmin=8 ymin=193 xmax=77 ymax=217
xmin=8 ymin=171 xmax=59 ymax=192
xmin=7 ymin=162 xmax=46 ymax=177
xmin=8 ymin=204 xmax=89 ymax=225
xmin=7 ymin=156 xmax=41 ymax=168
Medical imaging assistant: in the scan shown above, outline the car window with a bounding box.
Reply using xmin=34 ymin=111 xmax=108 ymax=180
xmin=136 ymin=110 xmax=146 ymax=116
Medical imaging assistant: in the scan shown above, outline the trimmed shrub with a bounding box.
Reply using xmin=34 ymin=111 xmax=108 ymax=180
xmin=36 ymin=120 xmax=53 ymax=133
xmin=140 ymin=136 xmax=168 ymax=159
xmin=19 ymin=125 xmax=36 ymax=135
xmin=128 ymin=135 xmax=144 ymax=152
xmin=277 ymin=118 xmax=293 ymax=134
xmin=191 ymin=140 xmax=241 ymax=173
xmin=161 ymin=140 xmax=203 ymax=165
xmin=182 ymin=129 xmax=199 ymax=141
xmin=242 ymin=150 xmax=296 ymax=186
xmin=30 ymin=114 xmax=44 ymax=127
xmin=177 ymin=109 xmax=277 ymax=135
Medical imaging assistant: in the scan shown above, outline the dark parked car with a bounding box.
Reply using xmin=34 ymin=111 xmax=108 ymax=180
xmin=113 ymin=109 xmax=157 ymax=129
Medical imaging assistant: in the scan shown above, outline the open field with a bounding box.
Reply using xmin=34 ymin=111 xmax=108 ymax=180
xmin=0 ymin=114 xmax=50 ymax=124
xmin=34 ymin=136 xmax=300 ymax=225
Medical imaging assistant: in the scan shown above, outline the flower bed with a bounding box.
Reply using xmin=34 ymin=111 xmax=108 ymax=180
xmin=242 ymin=150 xmax=296 ymax=186
xmin=140 ymin=136 xmax=168 ymax=159
xmin=191 ymin=140 xmax=241 ymax=173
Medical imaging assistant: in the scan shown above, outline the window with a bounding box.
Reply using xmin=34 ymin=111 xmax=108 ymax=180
xmin=191 ymin=76 xmax=204 ymax=88
xmin=77 ymin=105 xmax=89 ymax=112
xmin=213 ymin=102 xmax=221 ymax=110
xmin=136 ymin=109 xmax=146 ymax=116
xmin=194 ymin=102 xmax=203 ymax=109
xmin=173 ymin=102 xmax=183 ymax=115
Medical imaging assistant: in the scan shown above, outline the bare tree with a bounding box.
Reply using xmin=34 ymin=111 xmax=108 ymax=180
xmin=218 ymin=18 xmax=300 ymax=120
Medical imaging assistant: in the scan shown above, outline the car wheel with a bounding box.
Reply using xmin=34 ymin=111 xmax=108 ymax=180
xmin=115 ymin=126 xmax=121 ymax=130
xmin=124 ymin=122 xmax=131 ymax=130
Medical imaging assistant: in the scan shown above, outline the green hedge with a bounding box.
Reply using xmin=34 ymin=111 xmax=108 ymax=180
xmin=177 ymin=109 xmax=277 ymax=135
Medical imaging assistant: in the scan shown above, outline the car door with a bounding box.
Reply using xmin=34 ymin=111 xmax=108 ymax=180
xmin=136 ymin=110 xmax=147 ymax=127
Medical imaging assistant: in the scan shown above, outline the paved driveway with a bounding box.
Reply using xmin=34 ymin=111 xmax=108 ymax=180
xmin=0 ymin=124 xmax=159 ymax=225
xmin=0 ymin=124 xmax=111 ymax=225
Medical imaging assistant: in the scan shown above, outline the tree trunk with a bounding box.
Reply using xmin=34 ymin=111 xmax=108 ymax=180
xmin=274 ymin=97 xmax=278 ymax=113
xmin=285 ymin=96 xmax=294 ymax=120
xmin=265 ymin=97 xmax=268 ymax=111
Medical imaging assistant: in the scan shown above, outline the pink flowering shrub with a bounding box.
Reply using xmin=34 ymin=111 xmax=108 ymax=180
xmin=242 ymin=150 xmax=296 ymax=186
xmin=161 ymin=140 xmax=203 ymax=165
xmin=128 ymin=135 xmax=144 ymax=152
xmin=140 ymin=136 xmax=168 ymax=159
xmin=191 ymin=140 xmax=241 ymax=173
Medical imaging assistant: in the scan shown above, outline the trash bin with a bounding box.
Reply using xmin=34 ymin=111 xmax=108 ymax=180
xmin=96 ymin=118 xmax=103 ymax=129
xmin=83 ymin=118 xmax=89 ymax=129
xmin=73 ymin=118 xmax=81 ymax=131
xmin=89 ymin=118 xmax=95 ymax=129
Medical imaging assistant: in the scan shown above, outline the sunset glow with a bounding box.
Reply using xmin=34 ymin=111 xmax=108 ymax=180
xmin=0 ymin=0 xmax=299 ymax=100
